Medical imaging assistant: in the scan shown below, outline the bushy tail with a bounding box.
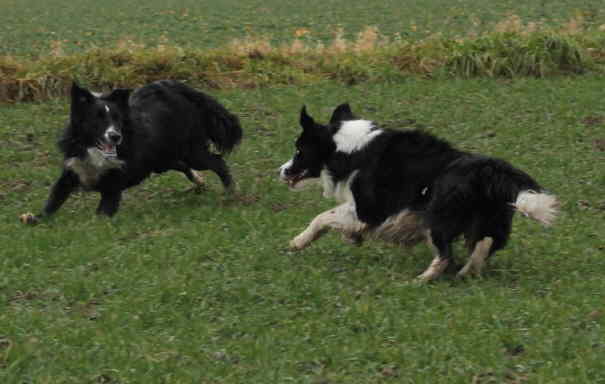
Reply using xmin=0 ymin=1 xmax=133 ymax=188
xmin=512 ymin=190 xmax=559 ymax=226
xmin=165 ymin=80 xmax=243 ymax=154
xmin=479 ymin=159 xmax=559 ymax=227
xmin=200 ymin=95 xmax=243 ymax=154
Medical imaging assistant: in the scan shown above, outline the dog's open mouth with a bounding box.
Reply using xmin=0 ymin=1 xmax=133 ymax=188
xmin=284 ymin=170 xmax=308 ymax=188
xmin=96 ymin=141 xmax=118 ymax=158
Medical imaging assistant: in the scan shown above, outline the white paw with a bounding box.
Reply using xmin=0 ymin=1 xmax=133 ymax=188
xmin=414 ymin=275 xmax=431 ymax=284
xmin=191 ymin=170 xmax=205 ymax=186
xmin=289 ymin=234 xmax=311 ymax=250
xmin=20 ymin=212 xmax=39 ymax=225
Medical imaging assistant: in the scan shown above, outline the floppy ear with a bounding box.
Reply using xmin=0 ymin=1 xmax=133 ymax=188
xmin=106 ymin=88 xmax=132 ymax=111
xmin=329 ymin=103 xmax=355 ymax=125
xmin=299 ymin=105 xmax=315 ymax=131
xmin=70 ymin=82 xmax=95 ymax=121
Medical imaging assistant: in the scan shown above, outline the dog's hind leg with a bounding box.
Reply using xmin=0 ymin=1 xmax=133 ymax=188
xmin=170 ymin=161 xmax=206 ymax=188
xmin=186 ymin=152 xmax=234 ymax=192
xmin=457 ymin=209 xmax=511 ymax=278
xmin=457 ymin=237 xmax=494 ymax=278
xmin=186 ymin=170 xmax=205 ymax=187
xmin=416 ymin=232 xmax=451 ymax=282
xmin=290 ymin=203 xmax=366 ymax=250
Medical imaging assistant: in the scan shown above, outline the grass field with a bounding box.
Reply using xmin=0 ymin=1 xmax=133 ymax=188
xmin=1 ymin=1 xmax=605 ymax=383
xmin=2 ymin=77 xmax=604 ymax=383
xmin=1 ymin=0 xmax=604 ymax=57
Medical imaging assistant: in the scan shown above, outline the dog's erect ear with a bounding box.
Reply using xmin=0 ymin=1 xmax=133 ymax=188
xmin=71 ymin=82 xmax=95 ymax=105
xmin=329 ymin=103 xmax=355 ymax=125
xmin=70 ymin=82 xmax=95 ymax=121
xmin=106 ymin=88 xmax=132 ymax=110
xmin=300 ymin=105 xmax=316 ymax=131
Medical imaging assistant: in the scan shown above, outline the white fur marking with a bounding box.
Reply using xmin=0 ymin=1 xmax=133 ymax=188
xmin=458 ymin=237 xmax=493 ymax=278
xmin=65 ymin=148 xmax=123 ymax=188
xmin=321 ymin=169 xmax=335 ymax=198
xmin=333 ymin=120 xmax=382 ymax=153
xmin=321 ymin=169 xmax=358 ymax=203
xmin=512 ymin=190 xmax=559 ymax=226
xmin=416 ymin=235 xmax=449 ymax=282
xmin=190 ymin=170 xmax=205 ymax=186
xmin=416 ymin=256 xmax=449 ymax=282
xmin=279 ymin=159 xmax=293 ymax=180
xmin=290 ymin=203 xmax=365 ymax=250
xmin=103 ymin=125 xmax=120 ymax=144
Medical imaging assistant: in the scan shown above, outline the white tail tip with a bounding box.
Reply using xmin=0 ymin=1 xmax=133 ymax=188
xmin=512 ymin=190 xmax=559 ymax=227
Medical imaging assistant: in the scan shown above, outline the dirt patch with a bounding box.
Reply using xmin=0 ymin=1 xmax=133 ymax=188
xmin=581 ymin=115 xmax=604 ymax=126
xmin=593 ymin=138 xmax=605 ymax=152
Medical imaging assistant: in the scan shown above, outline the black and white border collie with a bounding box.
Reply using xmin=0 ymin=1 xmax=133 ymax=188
xmin=279 ymin=104 xmax=559 ymax=282
xmin=22 ymin=80 xmax=242 ymax=223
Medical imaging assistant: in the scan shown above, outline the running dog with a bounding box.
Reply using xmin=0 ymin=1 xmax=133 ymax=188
xmin=22 ymin=80 xmax=242 ymax=223
xmin=279 ymin=104 xmax=558 ymax=281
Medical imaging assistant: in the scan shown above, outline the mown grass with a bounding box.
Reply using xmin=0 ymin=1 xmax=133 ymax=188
xmin=1 ymin=77 xmax=604 ymax=383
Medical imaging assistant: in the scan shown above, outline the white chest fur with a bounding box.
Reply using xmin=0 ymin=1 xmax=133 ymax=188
xmin=321 ymin=169 xmax=358 ymax=203
xmin=65 ymin=148 xmax=123 ymax=188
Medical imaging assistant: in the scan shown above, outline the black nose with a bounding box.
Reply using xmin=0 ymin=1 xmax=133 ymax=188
xmin=108 ymin=131 xmax=122 ymax=144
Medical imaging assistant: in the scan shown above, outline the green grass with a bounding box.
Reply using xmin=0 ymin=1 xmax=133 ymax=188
xmin=1 ymin=0 xmax=604 ymax=57
xmin=1 ymin=77 xmax=604 ymax=383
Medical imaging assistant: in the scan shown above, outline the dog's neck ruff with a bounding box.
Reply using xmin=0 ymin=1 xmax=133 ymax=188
xmin=333 ymin=120 xmax=382 ymax=153
xmin=321 ymin=169 xmax=358 ymax=203
xmin=65 ymin=147 xmax=124 ymax=188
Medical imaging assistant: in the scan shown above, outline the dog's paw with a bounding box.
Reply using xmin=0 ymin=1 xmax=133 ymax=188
xmin=289 ymin=234 xmax=310 ymax=251
xmin=20 ymin=213 xmax=40 ymax=225
xmin=398 ymin=278 xmax=426 ymax=287
xmin=413 ymin=275 xmax=428 ymax=284
xmin=190 ymin=170 xmax=205 ymax=186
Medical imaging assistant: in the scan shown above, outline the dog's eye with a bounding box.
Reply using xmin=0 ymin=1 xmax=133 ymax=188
xmin=295 ymin=149 xmax=301 ymax=156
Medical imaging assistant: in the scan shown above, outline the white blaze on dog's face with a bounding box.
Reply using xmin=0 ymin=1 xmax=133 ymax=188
xmin=102 ymin=105 xmax=123 ymax=156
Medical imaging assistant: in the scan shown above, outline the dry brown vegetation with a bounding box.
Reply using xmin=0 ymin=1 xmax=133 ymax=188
xmin=1 ymin=17 xmax=604 ymax=103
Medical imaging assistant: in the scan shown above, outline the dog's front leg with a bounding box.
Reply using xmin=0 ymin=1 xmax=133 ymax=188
xmin=21 ymin=170 xmax=80 ymax=224
xmin=96 ymin=191 xmax=123 ymax=216
xmin=416 ymin=233 xmax=451 ymax=283
xmin=44 ymin=170 xmax=80 ymax=215
xmin=289 ymin=203 xmax=365 ymax=250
